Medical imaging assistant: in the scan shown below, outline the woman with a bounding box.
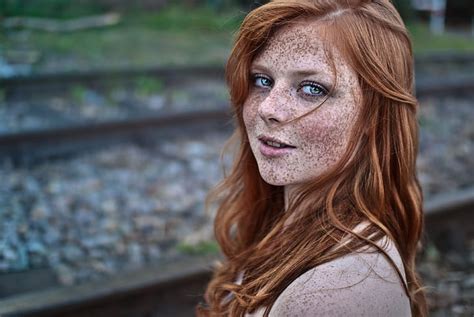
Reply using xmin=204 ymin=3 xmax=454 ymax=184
xmin=198 ymin=0 xmax=427 ymax=316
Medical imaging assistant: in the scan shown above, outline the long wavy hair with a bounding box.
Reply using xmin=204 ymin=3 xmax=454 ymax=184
xmin=197 ymin=0 xmax=426 ymax=316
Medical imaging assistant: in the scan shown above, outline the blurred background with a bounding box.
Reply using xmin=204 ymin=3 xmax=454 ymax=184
xmin=0 ymin=0 xmax=472 ymax=316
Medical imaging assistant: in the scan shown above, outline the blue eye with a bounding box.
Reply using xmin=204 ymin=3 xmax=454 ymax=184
xmin=253 ymin=74 xmax=273 ymax=88
xmin=299 ymin=81 xmax=328 ymax=97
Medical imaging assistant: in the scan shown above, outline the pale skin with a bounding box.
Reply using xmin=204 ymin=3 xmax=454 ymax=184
xmin=242 ymin=20 xmax=411 ymax=316
xmin=245 ymin=236 xmax=411 ymax=317
xmin=242 ymin=20 xmax=361 ymax=208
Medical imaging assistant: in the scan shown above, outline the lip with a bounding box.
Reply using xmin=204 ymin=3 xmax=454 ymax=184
xmin=258 ymin=135 xmax=295 ymax=147
xmin=258 ymin=135 xmax=296 ymax=158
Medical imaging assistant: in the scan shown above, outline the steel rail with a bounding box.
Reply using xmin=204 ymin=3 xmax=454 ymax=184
xmin=0 ymin=51 xmax=472 ymax=85
xmin=0 ymin=108 xmax=233 ymax=165
xmin=0 ymin=58 xmax=472 ymax=96
xmin=1 ymin=78 xmax=473 ymax=165
xmin=0 ymin=187 xmax=472 ymax=317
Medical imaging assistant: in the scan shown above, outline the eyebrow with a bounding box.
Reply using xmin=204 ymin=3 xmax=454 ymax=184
xmin=250 ymin=63 xmax=274 ymax=76
xmin=251 ymin=63 xmax=331 ymax=78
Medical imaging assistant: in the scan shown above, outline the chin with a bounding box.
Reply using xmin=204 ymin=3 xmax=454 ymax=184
xmin=261 ymin=177 xmax=287 ymax=187
xmin=258 ymin=168 xmax=324 ymax=188
xmin=258 ymin=171 xmax=293 ymax=187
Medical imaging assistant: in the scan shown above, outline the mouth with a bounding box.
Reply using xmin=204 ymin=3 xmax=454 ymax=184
xmin=257 ymin=135 xmax=296 ymax=158
xmin=258 ymin=135 xmax=296 ymax=149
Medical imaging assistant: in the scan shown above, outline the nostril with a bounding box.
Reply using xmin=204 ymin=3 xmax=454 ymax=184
xmin=258 ymin=110 xmax=280 ymax=124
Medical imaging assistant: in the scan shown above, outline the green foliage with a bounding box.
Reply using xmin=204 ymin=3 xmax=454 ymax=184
xmin=417 ymin=115 xmax=428 ymax=128
xmin=392 ymin=0 xmax=415 ymax=22
xmin=27 ymin=27 xmax=233 ymax=71
xmin=127 ymin=5 xmax=243 ymax=31
xmin=425 ymin=243 xmax=440 ymax=262
xmin=5 ymin=2 xmax=473 ymax=75
xmin=0 ymin=0 xmax=105 ymax=18
xmin=408 ymin=23 xmax=474 ymax=53
xmin=134 ymin=76 xmax=164 ymax=96
xmin=176 ymin=240 xmax=220 ymax=255
xmin=70 ymin=84 xmax=87 ymax=103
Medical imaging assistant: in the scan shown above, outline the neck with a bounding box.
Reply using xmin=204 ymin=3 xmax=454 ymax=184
xmin=284 ymin=184 xmax=301 ymax=211
xmin=283 ymin=184 xmax=303 ymax=228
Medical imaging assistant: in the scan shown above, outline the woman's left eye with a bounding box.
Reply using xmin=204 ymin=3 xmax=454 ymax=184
xmin=298 ymin=82 xmax=328 ymax=97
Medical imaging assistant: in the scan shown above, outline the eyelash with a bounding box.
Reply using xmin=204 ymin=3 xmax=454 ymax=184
xmin=251 ymin=74 xmax=329 ymax=98
xmin=297 ymin=81 xmax=329 ymax=97
xmin=252 ymin=73 xmax=273 ymax=88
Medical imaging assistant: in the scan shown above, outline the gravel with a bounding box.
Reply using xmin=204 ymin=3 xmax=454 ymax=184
xmin=0 ymin=134 xmax=229 ymax=286
xmin=0 ymin=88 xmax=472 ymax=314
xmin=418 ymin=240 xmax=474 ymax=316
xmin=0 ymin=78 xmax=229 ymax=134
xmin=417 ymin=94 xmax=474 ymax=199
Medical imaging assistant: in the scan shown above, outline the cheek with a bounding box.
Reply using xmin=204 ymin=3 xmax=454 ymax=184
xmin=300 ymin=121 xmax=344 ymax=160
xmin=299 ymin=105 xmax=358 ymax=159
xmin=299 ymin=114 xmax=347 ymax=141
xmin=242 ymin=98 xmax=259 ymax=130
xmin=242 ymin=106 xmax=253 ymax=134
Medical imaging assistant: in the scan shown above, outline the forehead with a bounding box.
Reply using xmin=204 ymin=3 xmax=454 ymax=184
xmin=252 ymin=20 xmax=352 ymax=78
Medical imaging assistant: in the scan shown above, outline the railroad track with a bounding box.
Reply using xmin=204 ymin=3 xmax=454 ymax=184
xmin=0 ymin=186 xmax=472 ymax=317
xmin=0 ymin=51 xmax=472 ymax=100
xmin=0 ymin=65 xmax=233 ymax=165
xmin=0 ymin=54 xmax=471 ymax=316
xmin=414 ymin=52 xmax=474 ymax=65
xmin=0 ymin=66 xmax=225 ymax=100
xmin=0 ymin=254 xmax=218 ymax=317
xmin=0 ymin=108 xmax=233 ymax=165
xmin=0 ymin=58 xmax=473 ymax=165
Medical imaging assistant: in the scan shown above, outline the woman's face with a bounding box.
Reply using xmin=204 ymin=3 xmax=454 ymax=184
xmin=243 ymin=20 xmax=361 ymax=187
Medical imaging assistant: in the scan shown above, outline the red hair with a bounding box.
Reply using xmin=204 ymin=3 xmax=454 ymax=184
xmin=198 ymin=0 xmax=427 ymax=316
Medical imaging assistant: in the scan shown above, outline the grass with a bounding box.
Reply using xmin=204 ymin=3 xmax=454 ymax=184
xmin=1 ymin=7 xmax=242 ymax=73
xmin=134 ymin=76 xmax=164 ymax=96
xmin=6 ymin=27 xmax=234 ymax=72
xmin=70 ymin=84 xmax=87 ymax=103
xmin=176 ymin=240 xmax=220 ymax=256
xmin=125 ymin=6 xmax=243 ymax=32
xmin=408 ymin=23 xmax=474 ymax=53
xmin=1 ymin=6 xmax=473 ymax=74
xmin=0 ymin=0 xmax=103 ymax=19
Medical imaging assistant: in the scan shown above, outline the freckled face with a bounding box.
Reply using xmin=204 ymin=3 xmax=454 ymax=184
xmin=243 ymin=21 xmax=361 ymax=187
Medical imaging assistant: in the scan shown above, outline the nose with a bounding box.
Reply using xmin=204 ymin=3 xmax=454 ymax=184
xmin=257 ymin=83 xmax=291 ymax=126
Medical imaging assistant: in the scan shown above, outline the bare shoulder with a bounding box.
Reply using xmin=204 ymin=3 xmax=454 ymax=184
xmin=268 ymin=237 xmax=411 ymax=317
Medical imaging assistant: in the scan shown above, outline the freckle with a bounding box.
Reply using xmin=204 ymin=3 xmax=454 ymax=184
xmin=243 ymin=20 xmax=360 ymax=191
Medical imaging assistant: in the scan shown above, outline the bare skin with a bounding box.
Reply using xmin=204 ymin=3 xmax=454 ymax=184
xmin=242 ymin=20 xmax=361 ymax=207
xmin=242 ymin=20 xmax=411 ymax=316
xmin=244 ymin=236 xmax=410 ymax=317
